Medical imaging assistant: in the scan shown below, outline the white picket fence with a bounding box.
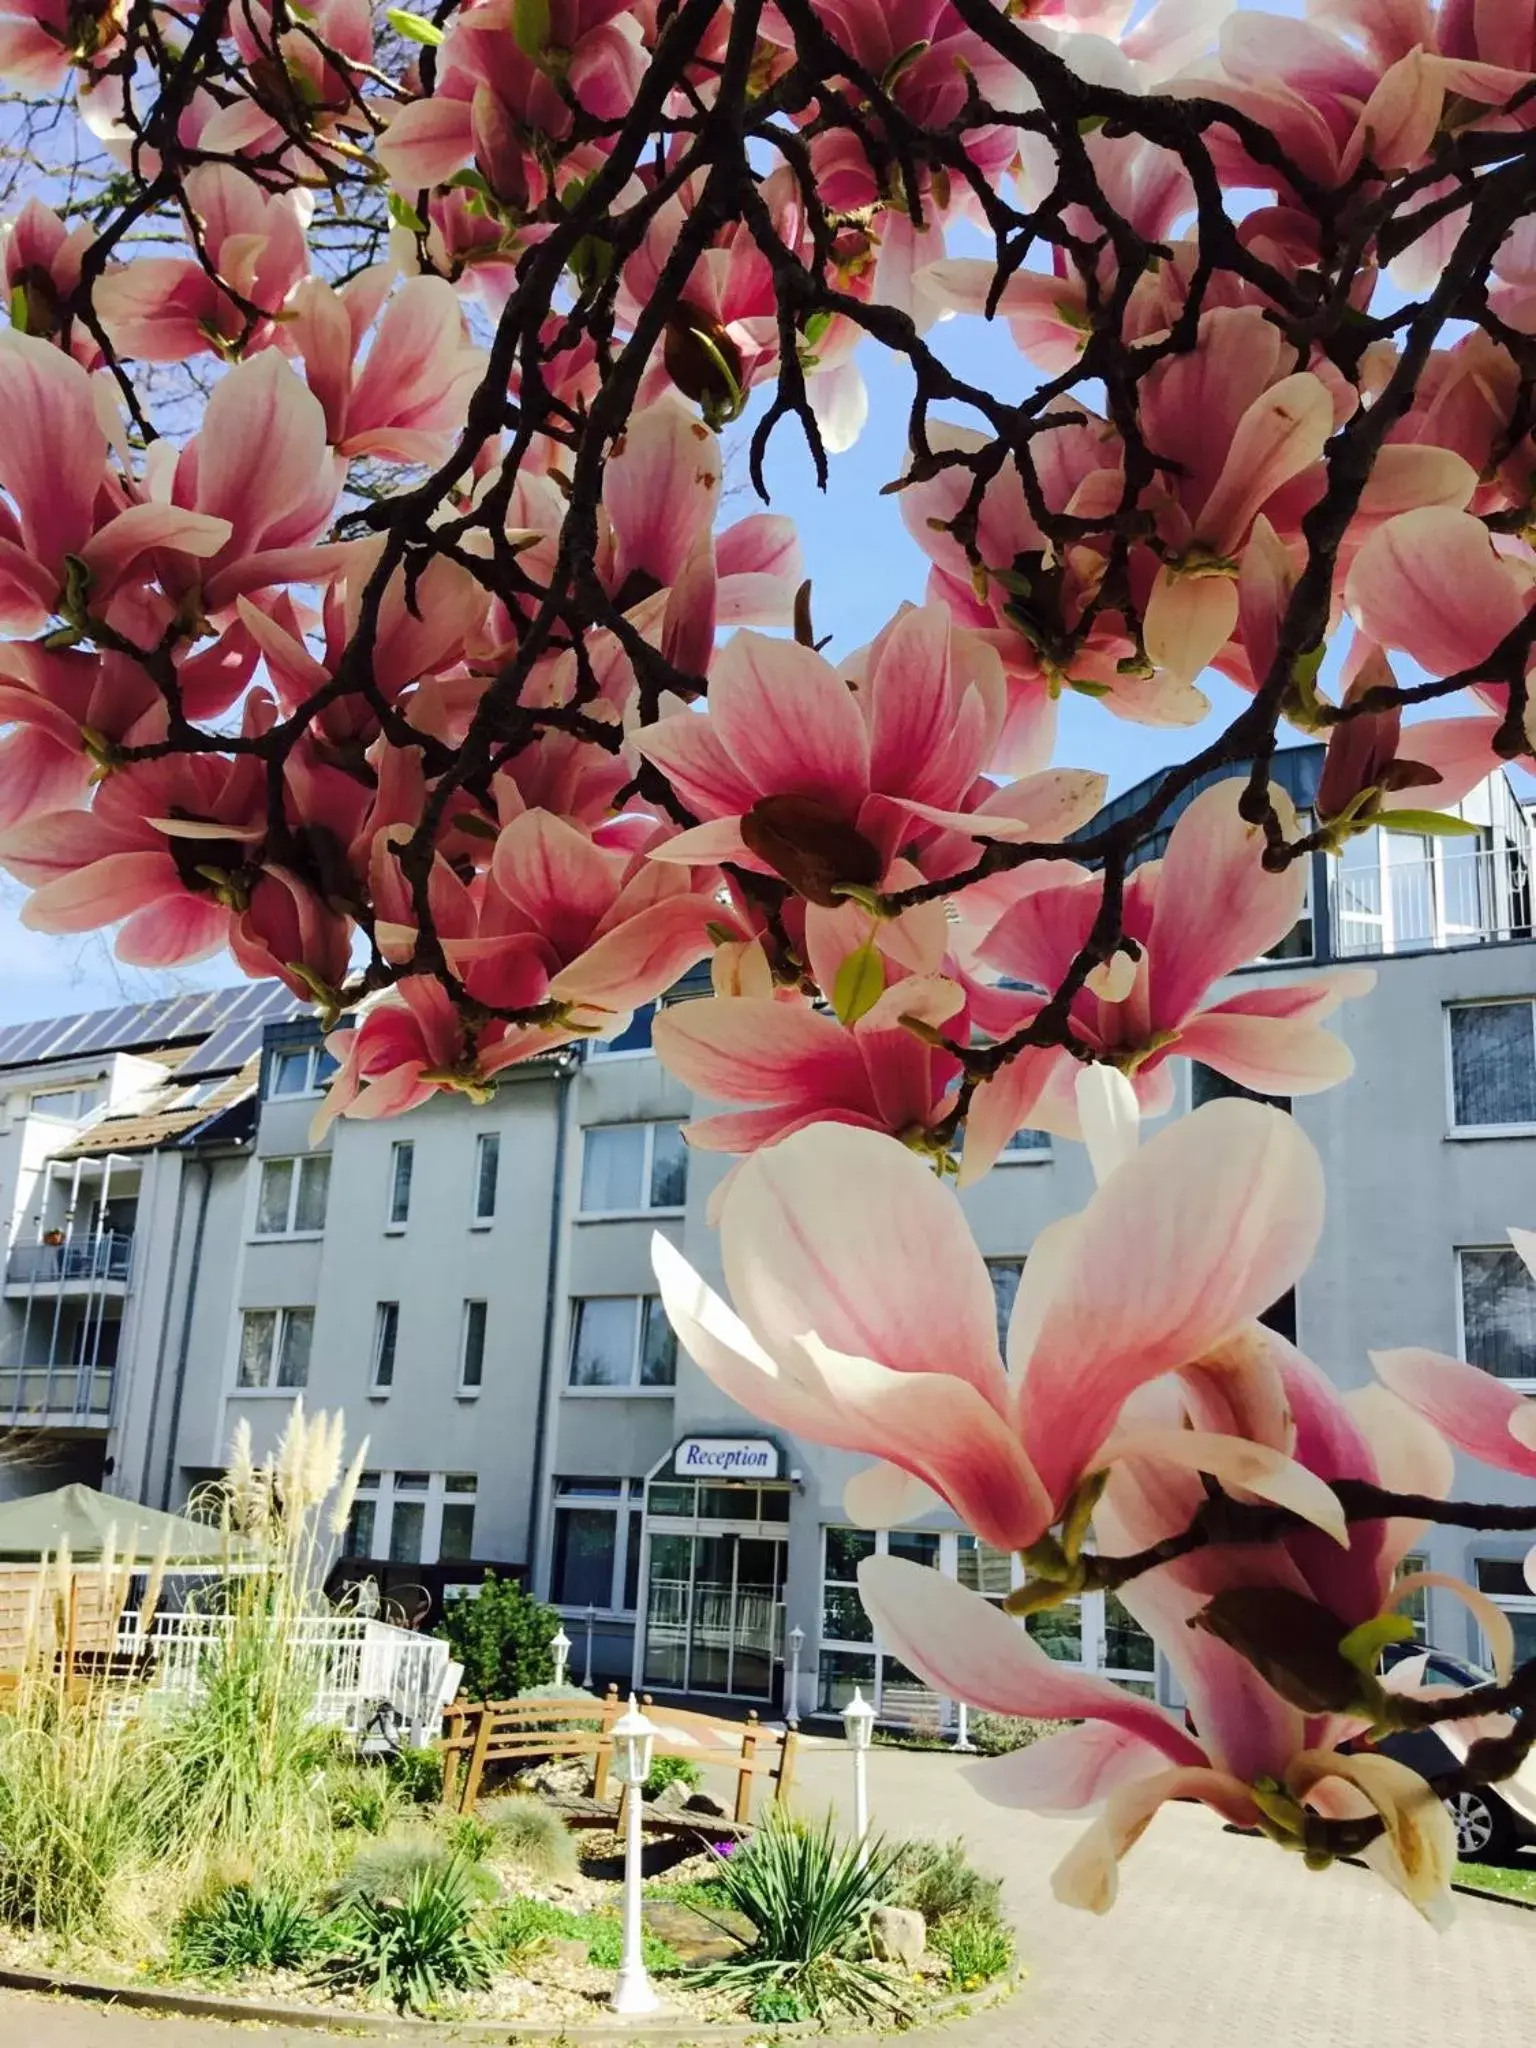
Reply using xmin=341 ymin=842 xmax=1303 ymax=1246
xmin=114 ymin=1611 xmax=459 ymax=1746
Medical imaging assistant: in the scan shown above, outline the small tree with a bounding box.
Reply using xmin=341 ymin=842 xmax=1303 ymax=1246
xmin=435 ymin=1574 xmax=559 ymax=1703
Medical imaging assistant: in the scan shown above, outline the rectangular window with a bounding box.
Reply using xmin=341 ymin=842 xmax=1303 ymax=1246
xmin=31 ymin=1084 xmax=103 ymax=1120
xmin=372 ymin=1302 xmax=399 ymax=1391
xmin=1476 ymin=1558 xmax=1536 ymax=1669
xmin=569 ymin=1296 xmax=676 ymax=1389
xmin=474 ymin=1133 xmax=500 ymax=1221
xmin=344 ymin=1472 xmax=475 ymax=1567
xmin=345 ymin=1496 xmax=377 ymax=1558
xmin=389 ymin=1501 xmax=424 ymax=1564
xmin=439 ymin=1500 xmax=475 ymax=1562
xmin=267 ymin=1046 xmax=330 ymax=1099
xmin=1460 ymin=1247 xmax=1536 ymax=1383
xmin=579 ymin=1122 xmax=689 ymax=1215
xmin=255 ymin=1155 xmax=329 ymax=1235
xmin=549 ymin=1477 xmax=644 ymax=1609
xmin=389 ymin=1141 xmax=414 ymax=1225
xmin=237 ymin=1307 xmax=312 ymax=1390
xmin=1001 ymin=1127 xmax=1051 ymax=1158
xmin=590 ymin=1002 xmax=655 ymax=1057
xmin=460 ymin=1300 xmax=487 ymax=1391
xmin=986 ymin=1258 xmax=1023 ymax=1356
xmin=1448 ymin=1002 xmax=1536 ymax=1130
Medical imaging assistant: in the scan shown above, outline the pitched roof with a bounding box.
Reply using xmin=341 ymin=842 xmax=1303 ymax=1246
xmin=0 ymin=982 xmax=306 ymax=1079
xmin=57 ymin=1056 xmax=261 ymax=1158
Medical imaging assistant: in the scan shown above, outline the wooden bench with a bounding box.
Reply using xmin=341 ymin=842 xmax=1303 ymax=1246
xmin=439 ymin=1687 xmax=799 ymax=1823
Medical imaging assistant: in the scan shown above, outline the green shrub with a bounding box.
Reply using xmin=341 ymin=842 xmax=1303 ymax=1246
xmin=479 ymin=1795 xmax=578 ymax=1881
xmin=694 ymin=1813 xmax=906 ymax=2019
xmin=748 ymin=1985 xmax=810 ymax=2024
xmin=322 ymin=1853 xmax=495 ymax=2013
xmin=651 ymin=1877 xmax=733 ymax=1914
xmin=584 ymin=1919 xmax=684 ymax=1974
xmin=334 ymin=1830 xmax=498 ymax=1910
xmin=328 ymin=1765 xmax=401 ymax=1836
xmin=486 ymin=1896 xmax=679 ymax=1974
xmin=643 ymin=1753 xmax=702 ymax=1799
xmin=891 ymin=1839 xmax=1004 ymax=1929
xmin=172 ymin=1882 xmax=325 ymax=1977
xmin=968 ymin=1714 xmax=1071 ymax=1758
xmin=434 ymin=1574 xmax=559 ymax=1702
xmin=386 ymin=1745 xmax=444 ymax=1807
xmin=929 ymin=1912 xmax=1015 ymax=1990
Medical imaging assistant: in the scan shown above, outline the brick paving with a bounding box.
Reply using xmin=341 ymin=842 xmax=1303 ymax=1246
xmin=3 ymin=1744 xmax=1534 ymax=2047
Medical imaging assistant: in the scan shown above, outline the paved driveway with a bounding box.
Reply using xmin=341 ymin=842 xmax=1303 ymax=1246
xmin=4 ymin=1744 xmax=1534 ymax=2047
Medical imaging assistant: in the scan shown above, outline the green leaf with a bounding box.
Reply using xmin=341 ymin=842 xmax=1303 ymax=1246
xmin=385 ymin=7 xmax=444 ymax=43
xmin=8 ymin=282 xmax=28 ymax=333
xmin=387 ymin=192 xmax=427 ymax=234
xmin=832 ymin=942 xmax=885 ymax=1026
xmin=512 ymin=0 xmax=550 ymax=58
xmin=1339 ymin=1613 xmax=1416 ymax=1673
xmin=1379 ymin=809 xmax=1482 ymax=837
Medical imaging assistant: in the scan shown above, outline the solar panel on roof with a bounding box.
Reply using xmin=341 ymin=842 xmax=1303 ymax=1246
xmin=179 ymin=987 xmax=310 ymax=1079
xmin=0 ymin=980 xmax=309 ymax=1076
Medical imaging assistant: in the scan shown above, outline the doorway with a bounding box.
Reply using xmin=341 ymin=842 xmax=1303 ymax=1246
xmin=641 ymin=1528 xmax=786 ymax=1698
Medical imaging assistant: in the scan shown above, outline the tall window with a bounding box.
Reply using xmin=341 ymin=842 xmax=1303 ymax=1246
xmin=985 ymin=1258 xmax=1023 ymax=1355
xmin=1459 ymin=1247 xmax=1536 ymax=1385
xmin=255 ymin=1155 xmax=330 ymax=1235
xmin=1448 ymin=1002 xmax=1536 ymax=1130
xmin=344 ymin=1471 xmax=476 ymax=1564
xmin=579 ymin=1122 xmax=688 ymax=1214
xmin=474 ymin=1133 xmax=500 ymax=1221
xmin=388 ymin=1140 xmax=414 ymax=1225
xmin=460 ymin=1300 xmax=487 ymax=1392
xmin=568 ymin=1296 xmax=677 ymax=1389
xmin=372 ymin=1302 xmax=399 ymax=1391
xmin=549 ymin=1477 xmax=645 ymax=1609
xmin=237 ymin=1307 xmax=313 ymax=1389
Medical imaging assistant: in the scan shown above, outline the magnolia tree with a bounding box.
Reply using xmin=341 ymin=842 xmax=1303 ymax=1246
xmin=5 ymin=0 xmax=1536 ymax=1923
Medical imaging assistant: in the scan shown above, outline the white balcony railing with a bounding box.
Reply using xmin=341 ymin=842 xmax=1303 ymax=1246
xmin=1331 ymin=840 xmax=1535 ymax=958
xmin=113 ymin=1611 xmax=460 ymax=1745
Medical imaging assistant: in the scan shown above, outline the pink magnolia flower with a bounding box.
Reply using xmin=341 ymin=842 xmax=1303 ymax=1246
xmin=1374 ymin=1228 xmax=1536 ymax=1486
xmin=1312 ymin=639 xmax=1506 ymax=832
xmin=633 ymin=604 xmax=1107 ymax=896
xmin=650 ymin=1099 xmax=1334 ymax=1556
xmin=287 ymin=269 xmax=484 ymax=464
xmin=94 ymin=166 xmax=309 ymax=363
xmin=966 ymin=779 xmax=1373 ymax=1158
xmin=376 ymin=0 xmax=645 ymax=202
xmin=2 ymin=197 xmax=97 ymax=365
xmin=0 ymin=331 xmax=232 ymax=636
xmin=0 ymin=0 xmax=119 ymax=87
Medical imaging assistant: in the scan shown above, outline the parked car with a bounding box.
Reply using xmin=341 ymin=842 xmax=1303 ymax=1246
xmin=1365 ymin=1645 xmax=1536 ymax=1862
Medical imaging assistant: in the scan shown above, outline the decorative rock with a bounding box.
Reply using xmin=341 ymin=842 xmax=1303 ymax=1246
xmin=513 ymin=1758 xmax=592 ymax=1799
xmin=546 ymin=1937 xmax=591 ymax=1968
xmin=868 ymin=1906 xmax=927 ymax=1966
xmin=683 ymin=1789 xmax=731 ymax=1819
xmin=649 ymin=1775 xmax=695 ymax=1812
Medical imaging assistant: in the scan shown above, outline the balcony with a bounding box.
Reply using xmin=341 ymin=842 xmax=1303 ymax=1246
xmin=5 ymin=1231 xmax=133 ymax=1293
xmin=0 ymin=1362 xmax=115 ymax=1427
xmin=1330 ymin=839 xmax=1534 ymax=959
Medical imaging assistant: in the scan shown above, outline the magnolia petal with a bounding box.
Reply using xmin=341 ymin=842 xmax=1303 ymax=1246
xmin=1051 ymin=1766 xmax=1260 ymax=1915
xmin=1076 ymin=1064 xmax=1141 ymax=1186
xmin=1096 ymin=1424 xmax=1347 ymax=1544
xmin=966 ymin=1723 xmax=1182 ymax=1814
xmin=1287 ymin=1749 xmax=1456 ymax=1928
xmin=843 ymin=1461 xmax=943 ymax=1529
xmin=1371 ymin=1347 xmax=1536 ymax=1479
xmin=1201 ymin=373 xmax=1335 ymax=553
xmin=1390 ymin=1570 xmax=1514 ymax=1684
xmin=1143 ymin=568 xmax=1239 ymax=685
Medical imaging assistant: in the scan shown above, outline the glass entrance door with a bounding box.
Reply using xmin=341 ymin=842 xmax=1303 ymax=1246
xmin=642 ymin=1530 xmax=786 ymax=1697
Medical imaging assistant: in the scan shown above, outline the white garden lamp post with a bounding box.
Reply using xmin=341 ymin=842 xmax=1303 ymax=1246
xmin=842 ymin=1686 xmax=875 ymax=1857
xmin=610 ymin=1694 xmax=661 ymax=2016
xmin=952 ymin=1699 xmax=975 ymax=1753
xmin=583 ymin=1604 xmax=597 ymax=1688
xmin=785 ymin=1624 xmax=804 ymax=1731
xmin=551 ymin=1625 xmax=572 ymax=1689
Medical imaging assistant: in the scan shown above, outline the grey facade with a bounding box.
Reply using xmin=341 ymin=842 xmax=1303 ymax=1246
xmin=2 ymin=748 xmax=1534 ymax=1724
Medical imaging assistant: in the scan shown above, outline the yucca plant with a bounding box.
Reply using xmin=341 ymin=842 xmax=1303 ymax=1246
xmin=321 ymin=1853 xmax=495 ymax=2013
xmin=172 ymin=1881 xmax=325 ymax=1977
xmin=692 ymin=1813 xmax=907 ymax=2019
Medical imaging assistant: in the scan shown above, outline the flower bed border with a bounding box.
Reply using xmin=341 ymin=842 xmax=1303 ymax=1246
xmin=0 ymin=1961 xmax=1020 ymax=2042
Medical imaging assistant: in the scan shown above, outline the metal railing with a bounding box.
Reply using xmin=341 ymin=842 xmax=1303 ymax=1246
xmin=1331 ymin=840 xmax=1535 ymax=958
xmin=5 ymin=1231 xmax=134 ymax=1287
xmin=0 ymin=1363 xmax=114 ymax=1422
xmin=113 ymin=1612 xmax=460 ymax=1745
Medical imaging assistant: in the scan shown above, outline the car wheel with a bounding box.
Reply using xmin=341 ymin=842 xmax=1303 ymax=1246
xmin=1446 ymin=1790 xmax=1512 ymax=1861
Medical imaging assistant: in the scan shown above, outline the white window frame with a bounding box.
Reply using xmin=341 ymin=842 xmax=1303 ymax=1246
xmin=1443 ymin=999 xmax=1536 ymax=1139
xmin=576 ymin=1120 xmax=688 ymax=1219
xmin=1455 ymin=1245 xmax=1536 ymax=1391
xmin=586 ymin=1001 xmax=658 ymax=1062
xmin=345 ymin=1469 xmax=477 ymax=1565
xmin=266 ymin=1044 xmax=338 ymax=1101
xmin=386 ymin=1139 xmax=414 ymax=1230
xmin=472 ymin=1132 xmax=499 ymax=1226
xmin=234 ymin=1305 xmax=315 ymax=1393
xmin=251 ymin=1154 xmax=330 ymax=1239
xmin=371 ymin=1301 xmax=400 ymax=1395
xmin=459 ymin=1298 xmax=487 ymax=1396
xmin=30 ymin=1082 xmax=104 ymax=1121
xmin=1474 ymin=1557 xmax=1536 ymax=1670
xmin=566 ymin=1294 xmax=677 ymax=1395
xmin=547 ymin=1477 xmax=646 ymax=1616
